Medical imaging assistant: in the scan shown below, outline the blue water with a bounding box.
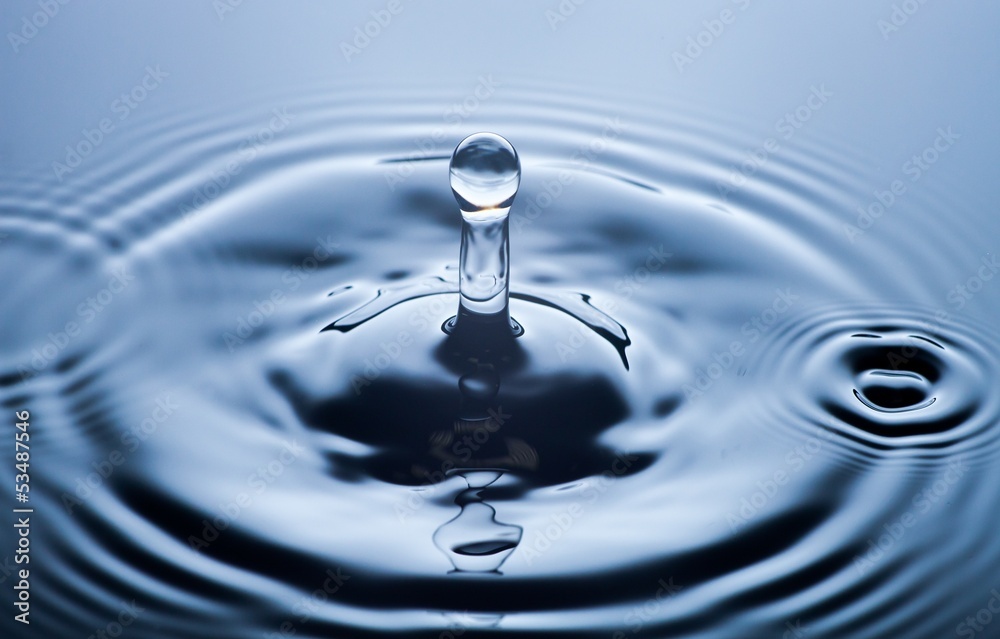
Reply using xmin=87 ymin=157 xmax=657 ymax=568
xmin=2 ymin=3 xmax=1000 ymax=638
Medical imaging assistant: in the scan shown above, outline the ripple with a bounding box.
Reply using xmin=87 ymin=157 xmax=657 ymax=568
xmin=745 ymin=304 xmax=1000 ymax=467
xmin=3 ymin=77 xmax=998 ymax=638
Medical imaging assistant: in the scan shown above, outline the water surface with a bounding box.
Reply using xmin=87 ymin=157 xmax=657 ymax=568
xmin=1 ymin=4 xmax=999 ymax=639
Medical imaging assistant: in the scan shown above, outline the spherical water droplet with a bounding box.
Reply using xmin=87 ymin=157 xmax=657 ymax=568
xmin=450 ymin=133 xmax=520 ymax=214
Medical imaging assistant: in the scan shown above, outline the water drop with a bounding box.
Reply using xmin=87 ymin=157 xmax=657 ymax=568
xmin=450 ymin=133 xmax=520 ymax=215
xmin=445 ymin=133 xmax=523 ymax=338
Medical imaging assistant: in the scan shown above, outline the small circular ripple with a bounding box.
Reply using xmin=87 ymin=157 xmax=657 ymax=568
xmin=745 ymin=304 xmax=1000 ymax=467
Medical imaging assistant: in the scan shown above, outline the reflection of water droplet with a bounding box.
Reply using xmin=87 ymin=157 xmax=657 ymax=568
xmin=453 ymin=539 xmax=519 ymax=556
xmin=459 ymin=469 xmax=503 ymax=489
xmin=433 ymin=471 xmax=522 ymax=573
xmin=449 ymin=133 xmax=520 ymax=214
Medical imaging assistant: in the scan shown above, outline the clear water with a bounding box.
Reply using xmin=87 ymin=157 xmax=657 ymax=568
xmin=2 ymin=4 xmax=999 ymax=639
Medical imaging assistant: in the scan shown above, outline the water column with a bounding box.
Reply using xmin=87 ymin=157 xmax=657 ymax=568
xmin=444 ymin=133 xmax=524 ymax=341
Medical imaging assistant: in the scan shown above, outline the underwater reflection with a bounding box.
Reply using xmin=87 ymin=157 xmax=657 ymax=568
xmin=433 ymin=469 xmax=522 ymax=573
